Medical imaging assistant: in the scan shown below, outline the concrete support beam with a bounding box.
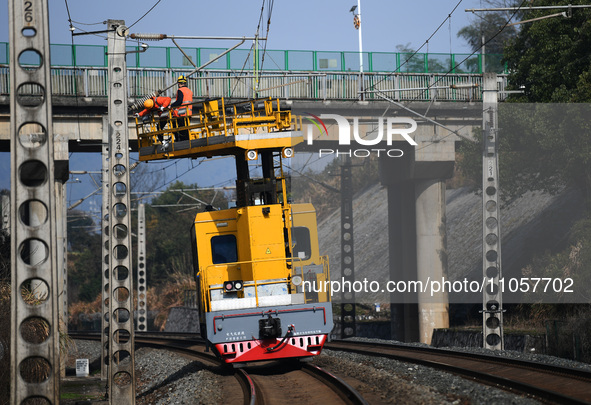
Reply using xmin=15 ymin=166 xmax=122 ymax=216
xmin=137 ymin=203 xmax=148 ymax=332
xmin=54 ymin=135 xmax=69 ymax=377
xmin=381 ymin=125 xmax=455 ymax=344
xmin=10 ymin=0 xmax=60 ymax=403
xmin=55 ymin=134 xmax=69 ymax=321
xmin=481 ymin=73 xmax=504 ymax=350
xmin=415 ymin=179 xmax=449 ymax=344
xmin=387 ymin=182 xmax=419 ymax=342
xmin=0 ymin=114 xmax=135 ymax=142
xmin=340 ymin=157 xmax=356 ymax=338
xmin=101 ymin=115 xmax=109 ymax=381
xmin=106 ymin=20 xmax=136 ymax=404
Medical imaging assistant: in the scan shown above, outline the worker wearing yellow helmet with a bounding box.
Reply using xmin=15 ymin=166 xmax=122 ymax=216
xmin=171 ymin=74 xmax=193 ymax=141
xmin=171 ymin=75 xmax=193 ymax=116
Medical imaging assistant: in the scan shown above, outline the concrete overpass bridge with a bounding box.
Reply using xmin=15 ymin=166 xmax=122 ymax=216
xmin=0 ymin=40 xmax=506 ymax=151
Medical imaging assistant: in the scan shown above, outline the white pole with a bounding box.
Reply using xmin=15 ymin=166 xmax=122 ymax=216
xmin=357 ymin=0 xmax=364 ymax=100
xmin=358 ymin=0 xmax=363 ymax=74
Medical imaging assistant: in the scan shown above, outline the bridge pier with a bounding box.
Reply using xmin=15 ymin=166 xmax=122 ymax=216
xmin=292 ymin=101 xmax=466 ymax=344
xmin=380 ymin=127 xmax=454 ymax=344
xmin=415 ymin=178 xmax=450 ymax=344
xmin=386 ymin=180 xmax=419 ymax=342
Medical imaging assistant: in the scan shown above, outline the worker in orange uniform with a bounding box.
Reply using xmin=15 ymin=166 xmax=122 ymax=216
xmin=135 ymin=96 xmax=172 ymax=148
xmin=136 ymin=96 xmax=171 ymax=121
xmin=170 ymin=75 xmax=193 ymax=141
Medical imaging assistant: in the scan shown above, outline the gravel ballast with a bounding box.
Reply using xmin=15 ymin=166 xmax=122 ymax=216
xmin=68 ymin=337 xmax=590 ymax=404
xmin=66 ymin=340 xmax=223 ymax=404
xmin=135 ymin=347 xmax=223 ymax=405
xmin=314 ymin=348 xmax=541 ymax=405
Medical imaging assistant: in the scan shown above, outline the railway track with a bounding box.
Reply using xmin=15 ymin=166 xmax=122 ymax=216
xmin=326 ymin=340 xmax=591 ymax=405
xmin=70 ymin=332 xmax=366 ymax=404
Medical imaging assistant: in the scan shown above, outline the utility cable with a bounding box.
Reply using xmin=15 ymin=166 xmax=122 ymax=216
xmin=402 ymin=0 xmax=528 ymax=104
xmin=367 ymin=0 xmax=464 ymax=92
xmin=129 ymin=0 xmax=162 ymax=29
xmin=63 ymin=0 xmax=84 ymax=143
xmin=356 ymin=0 xmax=528 ymax=156
xmin=293 ymin=0 xmax=468 ymax=176
xmin=229 ymin=43 xmax=256 ymax=97
xmin=69 ymin=19 xmax=105 ymax=26
xmin=258 ymin=0 xmax=274 ymax=73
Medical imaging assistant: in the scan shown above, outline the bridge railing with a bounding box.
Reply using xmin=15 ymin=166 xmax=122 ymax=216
xmin=0 ymin=42 xmax=507 ymax=74
xmin=0 ymin=65 xmax=507 ymax=102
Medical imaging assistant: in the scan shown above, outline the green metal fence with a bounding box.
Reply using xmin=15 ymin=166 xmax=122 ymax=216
xmin=0 ymin=65 xmax=506 ymax=102
xmin=0 ymin=42 xmax=507 ymax=74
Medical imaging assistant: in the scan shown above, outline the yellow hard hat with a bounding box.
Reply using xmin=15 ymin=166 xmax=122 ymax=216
xmin=144 ymin=98 xmax=154 ymax=109
xmin=177 ymin=75 xmax=187 ymax=84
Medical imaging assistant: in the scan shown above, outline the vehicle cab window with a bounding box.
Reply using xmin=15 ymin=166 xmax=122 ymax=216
xmin=292 ymin=227 xmax=311 ymax=260
xmin=211 ymin=234 xmax=238 ymax=264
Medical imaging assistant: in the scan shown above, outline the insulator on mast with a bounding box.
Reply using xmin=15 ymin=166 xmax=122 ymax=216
xmin=130 ymin=33 xmax=167 ymax=41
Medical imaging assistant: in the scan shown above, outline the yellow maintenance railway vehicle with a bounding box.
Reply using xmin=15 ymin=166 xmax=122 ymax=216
xmin=135 ymin=96 xmax=333 ymax=364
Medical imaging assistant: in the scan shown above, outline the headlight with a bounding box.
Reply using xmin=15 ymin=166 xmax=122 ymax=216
xmin=246 ymin=149 xmax=258 ymax=161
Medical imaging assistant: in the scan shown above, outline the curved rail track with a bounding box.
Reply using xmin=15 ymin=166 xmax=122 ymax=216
xmin=70 ymin=332 xmax=366 ymax=405
xmin=326 ymin=340 xmax=591 ymax=405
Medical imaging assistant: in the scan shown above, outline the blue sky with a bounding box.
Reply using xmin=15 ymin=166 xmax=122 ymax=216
xmin=1 ymin=0 xmax=489 ymax=211
xmin=1 ymin=1 xmax=483 ymax=53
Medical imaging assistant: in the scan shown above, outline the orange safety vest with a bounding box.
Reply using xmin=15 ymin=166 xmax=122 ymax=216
xmin=174 ymin=86 xmax=193 ymax=117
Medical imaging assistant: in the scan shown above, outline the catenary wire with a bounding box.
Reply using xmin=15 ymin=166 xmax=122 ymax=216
xmin=356 ymin=0 xmax=529 ymax=157
xmin=367 ymin=0 xmax=465 ymax=92
xmin=394 ymin=0 xmax=528 ymax=105
xmin=294 ymin=0 xmax=506 ymax=174
xmin=128 ymin=0 xmax=162 ymax=29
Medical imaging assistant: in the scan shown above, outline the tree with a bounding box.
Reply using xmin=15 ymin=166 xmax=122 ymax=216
xmin=395 ymin=44 xmax=429 ymax=73
xmin=504 ymin=0 xmax=591 ymax=198
xmin=459 ymin=103 xmax=591 ymax=200
xmin=67 ymin=211 xmax=102 ymax=302
xmin=457 ymin=1 xmax=519 ymax=73
xmin=459 ymin=0 xmax=591 ymax=200
xmin=504 ymin=0 xmax=591 ymax=103
xmin=130 ymin=161 xmax=165 ymax=198
xmin=457 ymin=4 xmax=519 ymax=54
xmin=144 ymin=181 xmax=230 ymax=285
xmin=458 ymin=1 xmax=591 ymax=319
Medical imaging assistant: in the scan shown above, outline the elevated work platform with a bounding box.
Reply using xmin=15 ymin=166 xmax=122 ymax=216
xmin=136 ymin=97 xmax=302 ymax=161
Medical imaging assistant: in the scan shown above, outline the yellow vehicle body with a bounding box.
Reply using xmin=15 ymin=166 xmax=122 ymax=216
xmin=135 ymin=92 xmax=333 ymax=363
xmin=191 ymin=203 xmax=330 ymax=314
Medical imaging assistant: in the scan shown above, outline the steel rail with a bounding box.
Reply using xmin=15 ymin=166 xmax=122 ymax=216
xmin=326 ymin=340 xmax=591 ymax=405
xmin=330 ymin=340 xmax=591 ymax=382
xmin=302 ymin=363 xmax=369 ymax=405
xmin=132 ymin=334 xmax=366 ymax=404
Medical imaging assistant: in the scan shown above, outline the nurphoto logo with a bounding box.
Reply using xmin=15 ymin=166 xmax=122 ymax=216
xmin=304 ymin=113 xmax=418 ymax=158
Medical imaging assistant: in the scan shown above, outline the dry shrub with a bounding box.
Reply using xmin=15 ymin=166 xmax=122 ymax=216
xmin=68 ymin=293 xmax=102 ymax=329
xmin=563 ymin=308 xmax=591 ymax=362
xmin=0 ymin=285 xmax=53 ymax=397
xmin=66 ymin=271 xmax=196 ymax=332
xmin=0 ymin=284 xmax=74 ymax=405
xmin=148 ymin=271 xmax=195 ymax=330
